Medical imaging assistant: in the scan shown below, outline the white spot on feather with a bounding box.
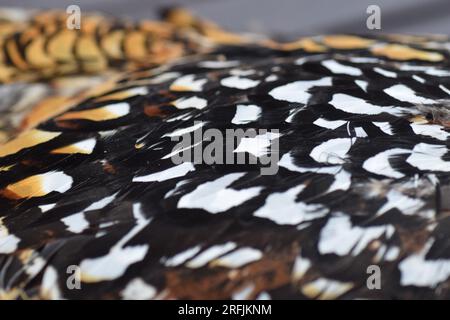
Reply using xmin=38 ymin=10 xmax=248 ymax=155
xmin=313 ymin=118 xmax=346 ymax=130
xmin=199 ymin=60 xmax=239 ymax=69
xmin=187 ymin=242 xmax=237 ymax=268
xmin=79 ymin=203 xmax=151 ymax=282
xmin=171 ymin=74 xmax=207 ymax=92
xmin=61 ymin=212 xmax=89 ymax=234
xmin=52 ymin=138 xmax=96 ymax=154
xmin=410 ymin=123 xmax=450 ymax=141
xmin=399 ymin=65 xmax=450 ymax=77
xmin=407 ymin=143 xmax=450 ymax=172
xmin=348 ymin=57 xmax=380 ymax=63
xmin=149 ymin=72 xmax=179 ymax=84
xmin=41 ymin=171 xmax=73 ymax=195
xmin=327 ymin=169 xmax=351 ymax=192
xmin=221 ymin=76 xmax=260 ymax=89
xmin=363 ymin=148 xmax=411 ymax=178
xmin=377 ymin=189 xmax=424 ymax=216
xmin=256 ymin=292 xmax=271 ymax=300
xmin=40 ymin=266 xmax=61 ymax=299
xmin=374 ymin=67 xmax=397 ymax=78
xmin=318 ymin=215 xmax=392 ymax=256
xmin=302 ymin=278 xmax=353 ymax=299
xmin=172 ymin=96 xmax=207 ymax=110
xmin=178 ymin=173 xmax=262 ymax=214
xmin=413 ymin=75 xmax=426 ymax=83
xmin=39 ymin=203 xmax=56 ymax=212
xmin=279 ymin=152 xmax=342 ymax=174
xmin=212 ymin=247 xmax=263 ymax=268
xmin=440 ymin=85 xmax=450 ymax=95
xmin=355 ymin=80 xmax=368 ymax=92
xmin=399 ymin=240 xmax=450 ymax=288
xmin=384 ymin=84 xmax=435 ymax=104
xmin=354 ymin=127 xmax=368 ymax=137
xmin=285 ymin=108 xmax=303 ymax=123
xmin=230 ymin=69 xmax=256 ymax=76
xmin=270 ymin=77 xmax=332 ymax=104
xmin=24 ymin=257 xmax=46 ymax=277
xmin=84 ymin=193 xmax=117 ymax=211
xmin=0 ymin=234 xmax=20 ymax=254
xmin=61 ymin=193 xmax=118 ymax=233
xmin=164 ymin=246 xmax=201 ymax=267
xmin=102 ymin=102 xmax=130 ymax=118
xmin=322 ymin=60 xmax=362 ymax=76
xmin=232 ymin=284 xmax=255 ymax=300
xmin=310 ymin=138 xmax=352 ymax=165
xmin=121 ymin=278 xmax=156 ymax=300
xmin=330 ymin=94 xmax=405 ymax=115
xmin=232 ymin=104 xmax=261 ymax=124
xmin=265 ymin=75 xmax=278 ymax=82
xmin=292 ymin=255 xmax=311 ymax=280
xmin=373 ymin=122 xmax=393 ymax=135
xmin=163 ymin=122 xmax=205 ymax=137
xmin=134 ymin=162 xmax=195 ymax=183
xmin=254 ymin=185 xmax=328 ymax=225
xmin=234 ymin=132 xmax=281 ymax=157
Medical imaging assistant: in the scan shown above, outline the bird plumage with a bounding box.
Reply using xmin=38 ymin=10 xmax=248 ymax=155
xmin=0 ymin=8 xmax=450 ymax=299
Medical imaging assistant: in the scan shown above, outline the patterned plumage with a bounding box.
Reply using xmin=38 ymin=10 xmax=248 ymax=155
xmin=0 ymin=8 xmax=221 ymax=82
xmin=0 ymin=7 xmax=246 ymax=143
xmin=1 ymin=8 xmax=450 ymax=300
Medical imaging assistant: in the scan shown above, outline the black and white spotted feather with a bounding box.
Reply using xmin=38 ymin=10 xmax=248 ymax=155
xmin=1 ymin=33 xmax=450 ymax=299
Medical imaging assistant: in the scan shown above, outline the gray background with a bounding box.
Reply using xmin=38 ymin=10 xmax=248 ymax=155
xmin=0 ymin=0 xmax=449 ymax=37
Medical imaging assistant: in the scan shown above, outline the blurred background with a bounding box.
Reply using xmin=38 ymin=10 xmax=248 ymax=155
xmin=0 ymin=0 xmax=449 ymax=37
